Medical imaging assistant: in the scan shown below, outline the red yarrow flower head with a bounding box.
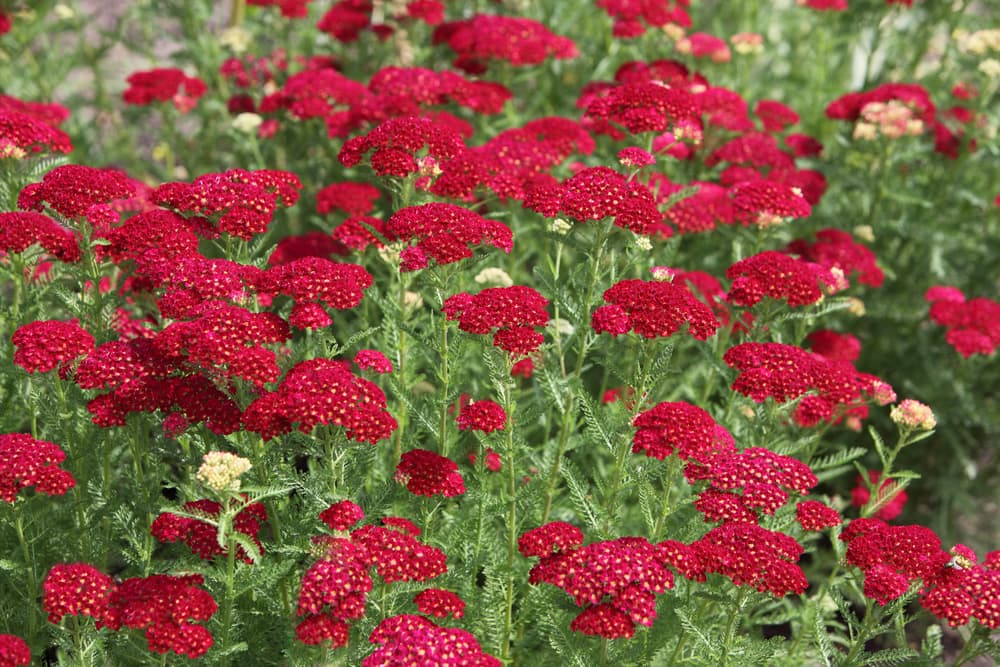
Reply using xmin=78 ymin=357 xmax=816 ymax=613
xmin=631 ymin=401 xmax=736 ymax=464
xmin=365 ymin=614 xmax=500 ymax=666
xmin=18 ymin=165 xmax=135 ymax=228
xmin=42 ymin=563 xmax=115 ymax=624
xmin=316 ymin=181 xmax=381 ymax=217
xmin=851 ymin=471 xmax=908 ymax=521
xmin=456 ymin=399 xmax=507 ymax=432
xmin=432 ymin=14 xmax=577 ymax=73
xmin=0 ymin=433 xmax=76 ymax=503
xmin=260 ymin=256 xmax=373 ymax=328
xmin=354 ymin=349 xmax=393 ymax=374
xmin=469 ymin=447 xmax=502 ymax=472
xmin=924 ymin=286 xmax=1000 ymax=358
xmin=729 ymin=180 xmax=811 ymax=227
xmin=102 ymin=574 xmax=218 ymax=658
xmin=150 ymin=497 xmax=267 ymax=563
xmin=0 ymin=211 xmax=81 ymax=262
xmin=726 ymin=251 xmax=836 ymax=308
xmin=12 ymin=319 xmax=94 ymax=375
xmin=339 ymin=116 xmax=465 ymax=178
xmin=518 ymin=522 xmax=585 ymax=558
xmin=395 ymin=449 xmax=465 ymax=497
xmin=0 ymin=634 xmax=30 ymax=667
xmin=351 ymin=521 xmax=448 ymax=583
xmin=618 ymin=147 xmax=656 ymax=168
xmin=0 ymin=107 xmax=73 ymax=156
xmin=596 ymin=0 xmax=691 ymax=39
xmin=755 ymin=99 xmax=800 ymax=132
xmin=591 ymin=278 xmax=721 ymax=340
xmin=414 ymin=588 xmax=466 ymax=619
xmin=807 ymin=329 xmax=861 ymax=362
xmin=525 ymin=166 xmax=662 ymax=234
xmin=786 ymin=228 xmax=884 ymax=287
xmin=796 ymin=500 xmax=843 ymax=531
xmin=153 ymin=169 xmax=302 ymax=241
xmin=443 ymin=286 xmax=549 ymax=358
xmin=384 ymin=203 xmax=512 ymax=272
xmin=123 ymin=68 xmax=208 ymax=112
xmin=676 ymin=32 xmax=732 ymax=62
xmin=320 ymin=500 xmax=366 ymax=531
xmin=584 ymin=81 xmax=701 ymax=138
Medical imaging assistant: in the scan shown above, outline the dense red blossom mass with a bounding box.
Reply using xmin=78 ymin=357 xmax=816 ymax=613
xmin=592 ymin=278 xmax=721 ymax=339
xmin=925 ymin=286 xmax=1000 ymax=357
xmin=385 ymin=203 xmax=512 ymax=271
xmin=0 ymin=433 xmax=76 ymax=503
xmin=0 ymin=634 xmax=30 ymax=667
xmin=365 ymin=614 xmax=500 ymax=666
xmin=395 ymin=449 xmax=465 ymax=497
xmin=432 ymin=14 xmax=577 ymax=73
xmin=151 ymin=498 xmax=268 ymax=563
xmin=443 ymin=286 xmax=549 ymax=357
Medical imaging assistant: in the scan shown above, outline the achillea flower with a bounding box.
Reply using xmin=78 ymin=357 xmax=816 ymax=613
xmin=785 ymin=133 xmax=823 ymax=157
xmin=0 ymin=634 xmax=30 ymax=667
xmin=469 ymin=447 xmax=502 ymax=472
xmin=12 ymin=319 xmax=94 ymax=375
xmin=920 ymin=546 xmax=1000 ymax=628
xmin=0 ymin=108 xmax=73 ymax=155
xmin=850 ymin=471 xmax=908 ymax=521
xmin=924 ymin=287 xmax=1000 ymax=357
xmin=123 ymin=68 xmax=208 ymax=112
xmin=319 ymin=500 xmax=366 ymax=532
xmin=103 ymin=209 xmax=201 ymax=282
xmin=18 ymin=165 xmax=135 ymax=227
xmin=456 ymin=400 xmax=507 ymax=432
xmin=316 ymin=182 xmax=381 ymax=217
xmin=723 ymin=342 xmax=819 ymax=403
xmin=442 ymin=286 xmax=549 ymax=357
xmin=365 ymin=614 xmax=500 ymax=666
xmin=42 ymin=563 xmax=114 ymax=624
xmin=365 ymin=66 xmax=511 ymax=118
xmin=596 ymin=0 xmax=691 ymax=39
xmin=414 ymin=588 xmax=465 ymax=619
xmin=296 ymin=538 xmax=372 ymax=646
xmin=632 ymin=402 xmax=736 ymax=464
xmin=195 ymin=452 xmax=251 ymax=492
xmin=339 ymin=116 xmax=465 ymax=178
xmin=523 ymin=533 xmax=674 ymax=637
xmin=0 ymin=211 xmax=80 ymax=262
xmin=786 ymin=228 xmax=884 ymax=287
xmin=268 ymin=231 xmax=350 ymax=265
xmin=675 ymin=32 xmax=732 ymax=63
xmin=351 ymin=522 xmax=448 ymax=583
xmin=518 ymin=522 xmax=585 ymax=558
xmin=618 ymin=147 xmax=655 ymax=168
xmin=102 ymin=574 xmax=218 ymax=658
xmin=395 ymin=449 xmax=465 ymax=497
xmin=153 ymin=169 xmax=302 ymax=240
xmin=726 ymin=251 xmax=835 ymax=308
xmin=246 ymin=0 xmax=314 ymax=18
xmin=863 ymin=563 xmax=910 ymax=605
xmin=261 ymin=67 xmax=367 ymax=129
xmin=583 ymin=81 xmax=700 ymax=138
xmin=665 ymin=523 xmax=807 ymax=596
xmin=890 ymin=399 xmax=936 ymax=430
xmin=729 ymin=180 xmax=811 ymax=227
xmin=432 ymin=15 xmax=577 ymax=73
xmin=807 ymin=329 xmax=862 ymax=362
xmin=755 ymin=99 xmax=800 ymax=132
xmin=591 ymin=278 xmax=721 ymax=340
xmin=826 ymin=83 xmax=935 ymax=126
xmin=354 ymin=349 xmax=393 ymax=374
xmin=260 ymin=256 xmax=373 ymax=326
xmin=525 ymin=166 xmax=661 ymax=234
xmin=795 ymin=500 xmax=843 ymax=531
xmin=706 ymin=132 xmax=794 ymax=171
xmin=384 ymin=203 xmax=512 ymax=272
xmin=151 ymin=498 xmax=267 ymax=563
xmin=243 ymin=358 xmax=398 ymax=443
xmin=798 ymin=0 xmax=848 ymax=11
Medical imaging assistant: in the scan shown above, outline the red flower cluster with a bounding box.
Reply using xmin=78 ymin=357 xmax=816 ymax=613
xmin=631 ymin=401 xmax=736 ymax=464
xmin=525 ymin=166 xmax=662 ymax=234
xmin=0 ymin=433 xmax=76 ymax=503
xmin=827 ymin=82 xmax=935 ymax=125
xmin=442 ymin=286 xmax=549 ymax=357
xmin=354 ymin=349 xmax=393 ymax=374
xmin=0 ymin=635 xmax=30 ymax=667
xmin=351 ymin=520 xmax=448 ymax=583
xmin=339 ymin=116 xmax=465 ymax=178
xmin=365 ymin=614 xmax=500 ymax=666
xmin=123 ymin=68 xmax=207 ymax=112
xmin=102 ymin=574 xmax=218 ymax=658
xmin=246 ymin=0 xmax=314 ymax=18
xmin=432 ymin=15 xmax=577 ymax=73
xmin=925 ymin=286 xmax=1000 ymax=357
xmin=12 ymin=319 xmax=94 ymax=375
xmin=807 ymin=329 xmax=861 ymax=362
xmin=319 ymin=499 xmax=366 ymax=531
xmin=591 ymin=278 xmax=721 ymax=340
xmin=414 ymin=588 xmax=466 ymax=619
xmin=260 ymin=256 xmax=373 ymax=328
xmin=364 ymin=66 xmax=511 ymax=120
xmin=153 ymin=169 xmax=302 ymax=240
xmin=151 ymin=498 xmax=268 ymax=563
xmin=728 ymin=180 xmax=811 ymax=226
xmin=243 ymin=358 xmax=398 ymax=443
xmin=921 ymin=545 xmax=1000 ymax=628
xmin=795 ymin=500 xmax=843 ymax=531
xmin=42 ymin=562 xmax=115 ymax=623
xmin=726 ymin=251 xmax=837 ymax=308
xmin=18 ymin=165 xmax=135 ymax=228
xmin=658 ymin=180 xmax=734 ymax=233
xmin=104 ymin=209 xmax=202 ymax=284
xmin=296 ymin=538 xmax=372 ymax=647
xmin=521 ymin=524 xmax=675 ymax=638
xmin=384 ymin=203 xmax=512 ymax=272
xmin=787 ymin=228 xmax=884 ymax=287
xmin=0 ymin=106 xmax=72 ymax=156
xmin=43 ymin=565 xmax=217 ymax=658
xmin=395 ymin=449 xmax=465 ymax=497
xmin=316 ymin=181 xmax=381 ymax=217
xmin=584 ymin=81 xmax=700 ymax=137
xmin=0 ymin=211 xmax=81 ymax=262
xmin=662 ymin=522 xmax=808 ymax=596
xmin=596 ymin=0 xmax=691 ymax=39
xmin=317 ymin=1 xmax=443 ymax=44
xmin=456 ymin=399 xmax=507 ymax=432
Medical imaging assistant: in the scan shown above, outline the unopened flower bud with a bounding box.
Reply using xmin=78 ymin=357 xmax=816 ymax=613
xmin=196 ymin=451 xmax=252 ymax=492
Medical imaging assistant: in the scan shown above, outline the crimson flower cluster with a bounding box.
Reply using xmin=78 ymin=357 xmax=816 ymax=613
xmin=0 ymin=635 xmax=29 ymax=667
xmin=316 ymin=181 xmax=381 ymax=217
xmin=0 ymin=212 xmax=80 ymax=262
xmin=17 ymin=165 xmax=135 ymax=231
xmin=925 ymin=286 xmax=1000 ymax=357
xmin=384 ymin=203 xmax=512 ymax=272
xmin=596 ymin=0 xmax=691 ymax=38
xmin=851 ymin=470 xmax=908 ymax=521
xmin=122 ymin=68 xmax=207 ymax=112
xmin=520 ymin=523 xmax=675 ymax=639
xmin=297 ymin=506 xmax=448 ymax=646
xmin=339 ymin=116 xmax=465 ymax=178
xmin=432 ymin=15 xmax=577 ymax=73
xmin=153 ymin=169 xmax=302 ymax=240
xmin=395 ymin=449 xmax=465 ymax=497
xmin=365 ymin=614 xmax=500 ymax=666
xmin=151 ymin=497 xmax=268 ymax=563
xmin=317 ymin=1 xmax=443 ymax=44
xmin=12 ymin=319 xmax=94 ymax=375
xmin=786 ymin=228 xmax=885 ymax=287
xmin=525 ymin=166 xmax=662 ymax=234
xmin=0 ymin=433 xmax=75 ymax=503
xmin=42 ymin=564 xmax=217 ymax=658
xmin=414 ymin=589 xmax=466 ymax=619
xmin=0 ymin=102 xmax=72 ymax=155
xmin=591 ymin=278 xmax=721 ymax=340
xmin=442 ymin=286 xmax=549 ymax=357
xmin=632 ymin=401 xmax=734 ymax=465
xmin=259 ymin=256 xmax=373 ymax=328
xmin=243 ymin=358 xmax=397 ymax=443
xmin=726 ymin=250 xmax=838 ymax=308
xmin=456 ymin=399 xmax=507 ymax=432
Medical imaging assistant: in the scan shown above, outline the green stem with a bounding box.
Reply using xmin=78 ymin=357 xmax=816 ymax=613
xmin=220 ymin=530 xmax=239 ymax=667
xmin=438 ymin=313 xmax=451 ymax=458
xmin=14 ymin=509 xmax=38 ymax=644
xmin=651 ymin=455 xmax=681 ymax=541
xmin=499 ymin=364 xmax=518 ymax=664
